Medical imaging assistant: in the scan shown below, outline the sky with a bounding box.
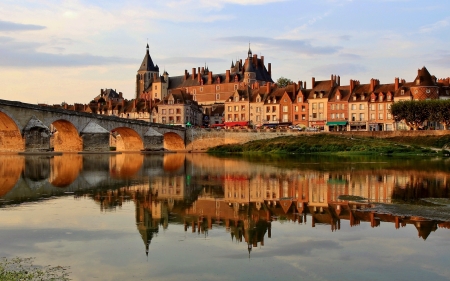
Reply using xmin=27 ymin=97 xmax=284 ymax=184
xmin=0 ymin=0 xmax=449 ymax=105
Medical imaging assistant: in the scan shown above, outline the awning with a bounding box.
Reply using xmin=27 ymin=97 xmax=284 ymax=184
xmin=326 ymin=121 xmax=348 ymax=126
xmin=224 ymin=121 xmax=248 ymax=127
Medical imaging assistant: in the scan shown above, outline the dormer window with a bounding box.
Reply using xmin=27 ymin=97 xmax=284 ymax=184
xmin=361 ymin=95 xmax=365 ymax=101
xmin=234 ymin=76 xmax=238 ymax=82
xmin=319 ymin=93 xmax=323 ymax=98
xmin=336 ymin=95 xmax=340 ymax=101
xmin=314 ymin=93 xmax=317 ymax=98
xmin=298 ymin=97 xmax=302 ymax=102
xmin=234 ymin=96 xmax=239 ymax=102
xmin=416 ymin=79 xmax=420 ymax=85
xmin=401 ymin=90 xmax=405 ymax=95
xmin=387 ymin=94 xmax=391 ymax=101
xmin=256 ymin=97 xmax=260 ymax=102
xmin=353 ymin=96 xmax=356 ymax=101
xmin=379 ymin=95 xmax=383 ymax=102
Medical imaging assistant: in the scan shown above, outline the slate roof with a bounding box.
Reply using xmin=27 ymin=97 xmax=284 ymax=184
xmin=139 ymin=44 xmax=159 ymax=72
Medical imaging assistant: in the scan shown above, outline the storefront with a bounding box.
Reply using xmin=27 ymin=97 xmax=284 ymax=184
xmin=368 ymin=123 xmax=384 ymax=131
xmin=224 ymin=121 xmax=249 ymax=128
xmin=349 ymin=121 xmax=367 ymax=131
xmin=326 ymin=121 xmax=348 ymax=132
xmin=310 ymin=121 xmax=325 ymax=131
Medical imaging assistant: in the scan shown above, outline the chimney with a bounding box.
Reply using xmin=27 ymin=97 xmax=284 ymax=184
xmin=304 ymin=81 xmax=306 ymax=89
xmin=312 ymin=77 xmax=316 ymax=88
xmin=192 ymin=68 xmax=196 ymax=80
xmin=298 ymin=81 xmax=302 ymax=89
xmin=253 ymin=54 xmax=257 ymax=68
xmin=184 ymin=70 xmax=188 ymax=81
xmin=226 ymin=70 xmax=230 ymax=83
xmin=331 ymin=75 xmax=334 ymax=87
xmin=208 ymin=71 xmax=213 ymax=84
xmin=261 ymin=56 xmax=264 ymax=67
xmin=268 ymin=63 xmax=271 ymax=78
xmin=201 ymin=67 xmax=205 ymax=75
xmin=267 ymin=82 xmax=271 ymax=94
xmin=370 ymin=78 xmax=374 ymax=92
xmin=119 ymin=92 xmax=123 ymax=98
xmin=293 ymin=82 xmax=297 ymax=94
xmin=337 ymin=76 xmax=340 ymax=86
xmin=350 ymin=80 xmax=354 ymax=93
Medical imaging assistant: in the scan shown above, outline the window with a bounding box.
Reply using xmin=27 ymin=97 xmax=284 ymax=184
xmin=298 ymin=97 xmax=302 ymax=102
xmin=228 ymin=106 xmax=232 ymax=112
xmin=162 ymin=109 xmax=166 ymax=114
xmin=336 ymin=95 xmax=340 ymax=100
xmin=294 ymin=106 xmax=298 ymax=112
xmin=371 ymin=104 xmax=375 ymax=110
xmin=234 ymin=84 xmax=238 ymax=90
xmin=312 ymin=113 xmax=317 ymax=118
xmin=234 ymin=106 xmax=239 ymax=111
xmin=283 ymin=106 xmax=288 ymax=112
xmin=360 ymin=104 xmax=365 ymax=110
xmin=162 ymin=117 xmax=166 ymax=123
xmin=341 ymin=113 xmax=345 ymax=119
xmin=359 ymin=113 xmax=364 ymax=121
xmin=387 ymin=95 xmax=392 ymax=101
xmin=351 ymin=104 xmax=356 ymax=110
xmin=370 ymin=113 xmax=375 ymax=120
xmin=353 ymin=96 xmax=356 ymax=101
xmin=241 ymin=105 xmax=246 ymax=111
xmin=216 ymin=85 xmax=220 ymax=90
xmin=401 ymin=90 xmax=405 ymax=95
xmin=283 ymin=114 xmax=288 ymax=122
xmin=256 ymin=116 xmax=260 ymax=121
xmin=387 ymin=113 xmax=392 ymax=119
xmin=155 ymin=85 xmax=157 ymax=90
xmin=341 ymin=104 xmax=345 ymax=110
xmin=216 ymin=94 xmax=220 ymax=100
xmin=312 ymin=103 xmax=317 ymax=109
xmin=331 ymin=104 xmax=335 ymax=110
xmin=294 ymin=115 xmax=298 ymax=121
xmin=379 ymin=104 xmax=384 ymax=110
xmin=331 ymin=113 xmax=335 ymax=119
xmin=319 ymin=113 xmax=323 ymax=120
xmin=256 ymin=107 xmax=261 ymax=113
xmin=302 ymin=106 xmax=306 ymax=112
xmin=352 ymin=113 xmax=356 ymax=121
xmin=176 ymin=109 xmax=181 ymax=114
xmin=379 ymin=113 xmax=383 ymax=120
xmin=302 ymin=115 xmax=306 ymax=120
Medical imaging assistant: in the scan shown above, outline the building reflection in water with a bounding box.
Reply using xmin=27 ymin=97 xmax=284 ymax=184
xmin=1 ymin=152 xmax=450 ymax=255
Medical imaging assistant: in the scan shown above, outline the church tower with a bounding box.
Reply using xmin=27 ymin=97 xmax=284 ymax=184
xmin=136 ymin=44 xmax=160 ymax=100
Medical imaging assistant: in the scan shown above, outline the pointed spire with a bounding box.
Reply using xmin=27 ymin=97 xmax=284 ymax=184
xmin=248 ymin=42 xmax=252 ymax=58
xmin=231 ymin=60 xmax=235 ymax=68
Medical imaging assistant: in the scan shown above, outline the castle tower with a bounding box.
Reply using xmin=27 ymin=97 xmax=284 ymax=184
xmin=136 ymin=44 xmax=160 ymax=100
xmin=244 ymin=44 xmax=256 ymax=85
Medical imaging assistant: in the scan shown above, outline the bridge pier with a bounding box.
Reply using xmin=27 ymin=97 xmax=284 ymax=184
xmin=143 ymin=128 xmax=164 ymax=151
xmin=23 ymin=116 xmax=51 ymax=152
xmin=80 ymin=122 xmax=111 ymax=152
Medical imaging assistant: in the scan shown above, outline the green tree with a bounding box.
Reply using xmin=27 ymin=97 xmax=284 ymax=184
xmin=428 ymin=99 xmax=450 ymax=129
xmin=276 ymin=77 xmax=293 ymax=88
xmin=390 ymin=100 xmax=429 ymax=130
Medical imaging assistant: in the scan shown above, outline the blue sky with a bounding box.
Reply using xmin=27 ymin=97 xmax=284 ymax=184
xmin=0 ymin=0 xmax=449 ymax=104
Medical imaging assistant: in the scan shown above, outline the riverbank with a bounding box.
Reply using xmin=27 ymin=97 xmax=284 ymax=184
xmin=207 ymin=133 xmax=450 ymax=155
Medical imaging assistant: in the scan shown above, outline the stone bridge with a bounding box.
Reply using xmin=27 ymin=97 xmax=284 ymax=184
xmin=0 ymin=99 xmax=303 ymax=153
xmin=0 ymin=99 xmax=187 ymax=152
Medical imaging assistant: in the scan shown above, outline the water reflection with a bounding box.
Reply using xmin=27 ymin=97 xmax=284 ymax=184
xmin=1 ymin=153 xmax=450 ymax=250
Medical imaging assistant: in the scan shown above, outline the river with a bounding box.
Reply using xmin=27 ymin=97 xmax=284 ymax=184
xmin=1 ymin=153 xmax=450 ymax=281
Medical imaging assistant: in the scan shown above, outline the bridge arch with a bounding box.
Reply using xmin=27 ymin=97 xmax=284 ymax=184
xmin=112 ymin=127 xmax=144 ymax=151
xmin=51 ymin=119 xmax=83 ymax=152
xmin=0 ymin=111 xmax=25 ymax=152
xmin=164 ymin=132 xmax=185 ymax=151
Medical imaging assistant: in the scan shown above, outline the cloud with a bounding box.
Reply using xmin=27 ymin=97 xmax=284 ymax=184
xmin=310 ymin=63 xmax=367 ymax=76
xmin=419 ymin=17 xmax=449 ymax=33
xmin=339 ymin=53 xmax=362 ymax=59
xmin=0 ymin=36 xmax=136 ymax=68
xmin=216 ymin=36 xmax=341 ymax=56
xmin=0 ymin=20 xmax=45 ymax=32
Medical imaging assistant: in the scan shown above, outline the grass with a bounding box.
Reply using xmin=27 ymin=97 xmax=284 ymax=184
xmin=0 ymin=257 xmax=70 ymax=281
xmin=208 ymin=133 xmax=447 ymax=155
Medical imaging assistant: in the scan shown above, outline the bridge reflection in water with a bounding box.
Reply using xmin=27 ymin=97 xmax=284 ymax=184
xmin=1 ymin=153 xmax=450 ymax=255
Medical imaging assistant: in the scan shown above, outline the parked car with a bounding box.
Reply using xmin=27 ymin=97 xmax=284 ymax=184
xmin=305 ymin=127 xmax=319 ymax=132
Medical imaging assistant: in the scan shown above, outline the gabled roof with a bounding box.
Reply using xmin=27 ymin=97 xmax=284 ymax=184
xmin=414 ymin=66 xmax=436 ymax=87
xmin=329 ymin=86 xmax=351 ymax=102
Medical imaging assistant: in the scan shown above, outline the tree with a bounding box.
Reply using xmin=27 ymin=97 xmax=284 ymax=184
xmin=390 ymin=100 xmax=429 ymax=130
xmin=428 ymin=99 xmax=450 ymax=129
xmin=276 ymin=77 xmax=293 ymax=88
